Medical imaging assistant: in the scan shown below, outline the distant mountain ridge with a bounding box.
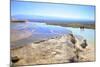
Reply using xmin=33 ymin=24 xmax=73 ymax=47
xmin=11 ymin=15 xmax=95 ymax=24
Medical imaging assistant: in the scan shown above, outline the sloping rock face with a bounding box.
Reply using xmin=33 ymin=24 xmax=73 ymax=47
xmin=11 ymin=34 xmax=76 ymax=65
xmin=11 ymin=34 xmax=95 ymax=66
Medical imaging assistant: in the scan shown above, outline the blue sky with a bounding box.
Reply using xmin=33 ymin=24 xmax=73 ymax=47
xmin=11 ymin=1 xmax=95 ymax=23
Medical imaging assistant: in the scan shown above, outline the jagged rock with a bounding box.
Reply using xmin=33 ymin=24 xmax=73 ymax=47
xmin=11 ymin=56 xmax=20 ymax=63
xmin=80 ymin=40 xmax=88 ymax=49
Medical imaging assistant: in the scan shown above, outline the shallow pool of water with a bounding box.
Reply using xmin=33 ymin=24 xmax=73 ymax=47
xmin=66 ymin=27 xmax=95 ymax=45
xmin=11 ymin=22 xmax=95 ymax=48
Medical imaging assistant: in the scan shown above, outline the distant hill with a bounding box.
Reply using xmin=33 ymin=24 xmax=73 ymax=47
xmin=11 ymin=15 xmax=95 ymax=24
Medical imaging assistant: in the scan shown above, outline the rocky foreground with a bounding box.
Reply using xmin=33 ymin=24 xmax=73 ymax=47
xmin=11 ymin=33 xmax=95 ymax=66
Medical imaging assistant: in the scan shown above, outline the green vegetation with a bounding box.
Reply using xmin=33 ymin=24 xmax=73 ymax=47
xmin=47 ymin=23 xmax=95 ymax=29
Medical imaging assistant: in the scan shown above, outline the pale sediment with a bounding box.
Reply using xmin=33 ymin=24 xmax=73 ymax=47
xmin=11 ymin=33 xmax=95 ymax=65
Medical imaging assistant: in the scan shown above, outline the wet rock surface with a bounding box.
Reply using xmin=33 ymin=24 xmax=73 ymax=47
xmin=11 ymin=34 xmax=95 ymax=66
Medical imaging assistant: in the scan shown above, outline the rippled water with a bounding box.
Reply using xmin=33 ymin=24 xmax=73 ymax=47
xmin=11 ymin=22 xmax=72 ymax=42
xmin=11 ymin=22 xmax=95 ymax=48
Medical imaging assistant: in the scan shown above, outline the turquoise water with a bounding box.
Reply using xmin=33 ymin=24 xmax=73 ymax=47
xmin=66 ymin=27 xmax=95 ymax=45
